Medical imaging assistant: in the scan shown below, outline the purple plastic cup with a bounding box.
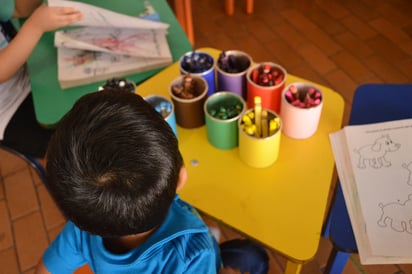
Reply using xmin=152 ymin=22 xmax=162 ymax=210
xmin=216 ymin=50 xmax=253 ymax=99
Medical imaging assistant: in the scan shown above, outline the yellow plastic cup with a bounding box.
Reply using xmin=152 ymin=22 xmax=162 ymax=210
xmin=238 ymin=108 xmax=282 ymax=168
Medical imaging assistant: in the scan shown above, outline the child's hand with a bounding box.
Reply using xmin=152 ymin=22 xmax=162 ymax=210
xmin=26 ymin=4 xmax=82 ymax=34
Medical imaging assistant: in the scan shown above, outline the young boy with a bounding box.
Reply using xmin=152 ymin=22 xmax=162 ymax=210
xmin=35 ymin=90 xmax=222 ymax=273
xmin=35 ymin=90 xmax=269 ymax=274
xmin=0 ymin=0 xmax=82 ymax=157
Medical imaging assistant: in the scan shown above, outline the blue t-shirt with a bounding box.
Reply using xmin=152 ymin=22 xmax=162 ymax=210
xmin=43 ymin=195 xmax=221 ymax=273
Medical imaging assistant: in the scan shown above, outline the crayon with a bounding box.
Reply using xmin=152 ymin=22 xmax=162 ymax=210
xmin=254 ymin=96 xmax=262 ymax=138
xmin=250 ymin=64 xmax=285 ymax=87
xmin=270 ymin=117 xmax=281 ymax=135
xmin=240 ymin=105 xmax=281 ymax=138
xmin=171 ymin=74 xmax=200 ymax=99
xmin=261 ymin=110 xmax=269 ymax=138
xmin=284 ymin=84 xmax=322 ymax=108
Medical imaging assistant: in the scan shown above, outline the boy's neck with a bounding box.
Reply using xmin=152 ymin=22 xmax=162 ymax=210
xmin=103 ymin=226 xmax=157 ymax=254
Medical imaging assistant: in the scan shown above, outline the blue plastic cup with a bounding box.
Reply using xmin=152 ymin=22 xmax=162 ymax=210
xmin=179 ymin=51 xmax=216 ymax=96
xmin=144 ymin=95 xmax=178 ymax=137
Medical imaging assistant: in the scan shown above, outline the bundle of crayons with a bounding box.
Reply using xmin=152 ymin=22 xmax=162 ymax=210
xmin=153 ymin=101 xmax=172 ymax=118
xmin=217 ymin=51 xmax=251 ymax=73
xmin=240 ymin=97 xmax=281 ymax=138
xmin=99 ymin=77 xmax=136 ymax=93
xmin=284 ymin=84 xmax=322 ymax=108
xmin=171 ymin=74 xmax=200 ymax=99
xmin=250 ymin=64 xmax=285 ymax=87
xmin=181 ymin=51 xmax=214 ymax=73
xmin=209 ymin=102 xmax=243 ymax=120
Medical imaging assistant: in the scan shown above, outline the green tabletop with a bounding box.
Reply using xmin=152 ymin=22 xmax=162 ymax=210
xmin=27 ymin=0 xmax=192 ymax=127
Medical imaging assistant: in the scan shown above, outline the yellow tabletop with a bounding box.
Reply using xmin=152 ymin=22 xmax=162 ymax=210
xmin=137 ymin=47 xmax=344 ymax=271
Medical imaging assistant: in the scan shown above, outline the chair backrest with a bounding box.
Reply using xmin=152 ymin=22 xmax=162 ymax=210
xmin=225 ymin=0 xmax=254 ymax=15
xmin=173 ymin=0 xmax=194 ymax=45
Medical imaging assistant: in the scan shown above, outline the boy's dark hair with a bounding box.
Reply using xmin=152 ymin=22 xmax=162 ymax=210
xmin=46 ymin=90 xmax=183 ymax=237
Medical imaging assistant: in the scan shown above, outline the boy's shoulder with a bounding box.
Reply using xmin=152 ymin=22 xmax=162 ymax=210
xmin=155 ymin=195 xmax=211 ymax=241
xmin=44 ymin=195 xmax=221 ymax=273
xmin=148 ymin=196 xmax=221 ymax=272
xmin=148 ymin=195 xmax=219 ymax=252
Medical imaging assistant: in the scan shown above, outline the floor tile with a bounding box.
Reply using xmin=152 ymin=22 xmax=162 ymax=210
xmin=333 ymin=31 xmax=374 ymax=59
xmin=366 ymin=35 xmax=411 ymax=64
xmin=369 ymin=18 xmax=411 ymax=44
xmin=280 ymin=9 xmax=342 ymax=56
xmin=329 ymin=50 xmax=374 ymax=83
xmin=13 ymin=211 xmax=48 ymax=271
xmin=37 ymin=184 xmax=65 ymax=230
xmin=0 ymin=201 xmax=13 ymax=251
xmin=4 ymin=169 xmax=38 ymax=220
xmin=0 ymin=248 xmax=19 ymax=274
xmin=362 ymin=55 xmax=409 ymax=83
xmin=0 ymin=150 xmax=27 ymax=178
xmin=340 ymin=15 xmax=377 ymax=41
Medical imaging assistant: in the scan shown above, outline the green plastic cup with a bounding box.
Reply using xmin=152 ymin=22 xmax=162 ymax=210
xmin=204 ymin=92 xmax=246 ymax=149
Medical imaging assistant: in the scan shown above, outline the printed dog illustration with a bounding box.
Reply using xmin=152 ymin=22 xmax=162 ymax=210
xmin=354 ymin=134 xmax=400 ymax=169
xmin=377 ymin=194 xmax=412 ymax=234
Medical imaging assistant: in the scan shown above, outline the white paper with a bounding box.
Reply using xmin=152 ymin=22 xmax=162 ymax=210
xmin=51 ymin=0 xmax=173 ymax=89
xmin=330 ymin=119 xmax=412 ymax=264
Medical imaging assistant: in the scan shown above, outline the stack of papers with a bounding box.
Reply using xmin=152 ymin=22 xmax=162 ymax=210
xmin=49 ymin=0 xmax=172 ymax=89
xmin=330 ymin=118 xmax=412 ymax=264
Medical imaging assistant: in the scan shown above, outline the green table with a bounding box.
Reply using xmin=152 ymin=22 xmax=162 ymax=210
xmin=27 ymin=0 xmax=192 ymax=127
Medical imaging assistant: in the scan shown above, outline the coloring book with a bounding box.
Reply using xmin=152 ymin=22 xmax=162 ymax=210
xmin=330 ymin=118 xmax=412 ymax=264
xmin=49 ymin=0 xmax=172 ymax=89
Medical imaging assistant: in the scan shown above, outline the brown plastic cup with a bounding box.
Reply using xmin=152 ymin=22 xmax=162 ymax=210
xmin=169 ymin=75 xmax=208 ymax=128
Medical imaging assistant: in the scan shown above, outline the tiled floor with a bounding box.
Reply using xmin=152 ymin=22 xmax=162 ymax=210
xmin=1 ymin=0 xmax=412 ymax=273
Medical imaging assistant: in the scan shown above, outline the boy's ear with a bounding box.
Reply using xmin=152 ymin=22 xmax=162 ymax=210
xmin=176 ymin=166 xmax=187 ymax=191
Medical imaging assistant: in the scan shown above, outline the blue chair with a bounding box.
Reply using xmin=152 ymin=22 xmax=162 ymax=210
xmin=324 ymin=83 xmax=412 ymax=273
xmin=0 ymin=144 xmax=47 ymax=184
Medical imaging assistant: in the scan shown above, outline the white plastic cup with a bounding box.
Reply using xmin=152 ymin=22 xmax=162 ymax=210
xmin=280 ymin=82 xmax=323 ymax=139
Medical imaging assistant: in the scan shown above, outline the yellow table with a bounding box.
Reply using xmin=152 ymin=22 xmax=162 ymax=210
xmin=137 ymin=47 xmax=344 ymax=273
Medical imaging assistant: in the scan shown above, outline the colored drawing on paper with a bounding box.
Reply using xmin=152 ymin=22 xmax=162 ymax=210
xmin=64 ymin=51 xmax=94 ymax=67
xmin=58 ymin=28 xmax=160 ymax=57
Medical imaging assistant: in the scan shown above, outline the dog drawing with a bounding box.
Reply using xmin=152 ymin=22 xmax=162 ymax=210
xmin=354 ymin=134 xmax=400 ymax=169
xmin=377 ymin=194 xmax=412 ymax=234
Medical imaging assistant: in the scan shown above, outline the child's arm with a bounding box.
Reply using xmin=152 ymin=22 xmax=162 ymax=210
xmin=0 ymin=4 xmax=81 ymax=83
